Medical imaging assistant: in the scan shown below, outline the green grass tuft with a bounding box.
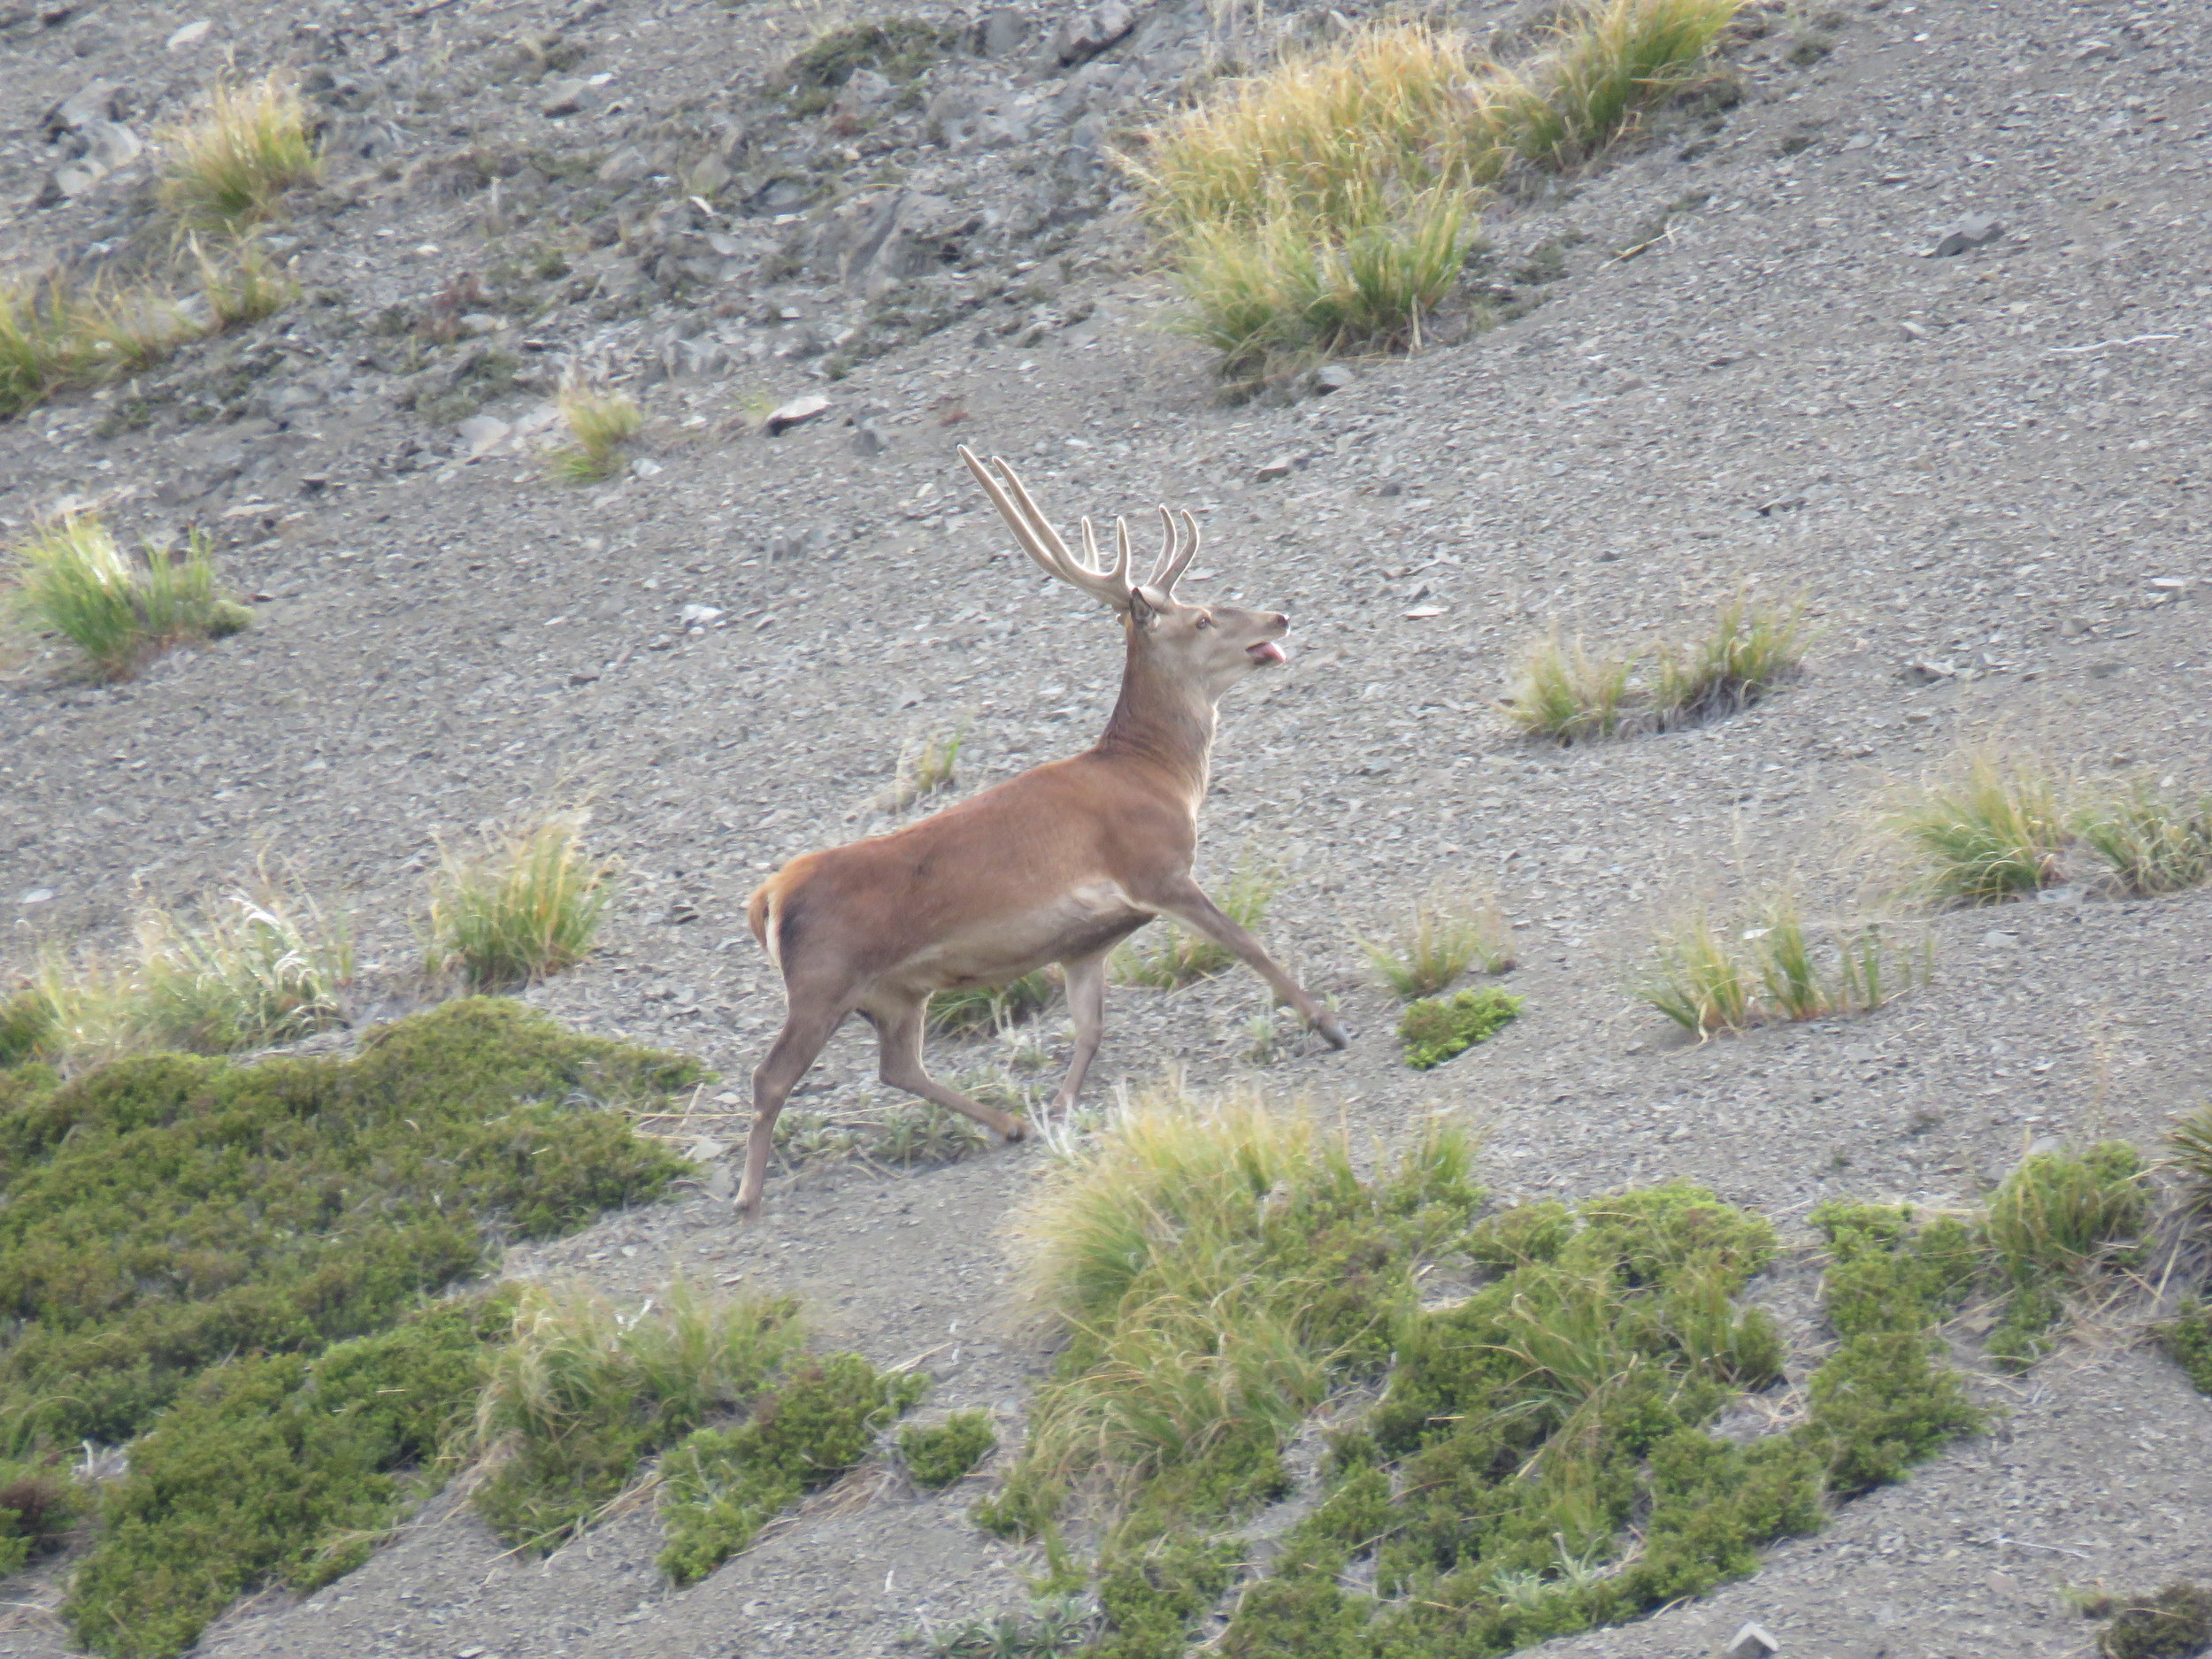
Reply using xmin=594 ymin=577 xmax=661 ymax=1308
xmin=2166 ymin=1102 xmax=2212 ymax=1217
xmin=426 ymin=812 xmax=618 ymax=990
xmin=472 ymin=1280 xmax=803 ymax=1555
xmin=7 ymin=515 xmax=251 ymax=680
xmin=1397 ymin=986 xmax=1521 ymax=1069
xmin=134 ymin=883 xmax=353 ymax=1053
xmin=2093 ymin=1582 xmax=2212 ymax=1659
xmin=657 ymin=1354 xmax=925 ymax=1585
xmin=549 ymin=384 xmax=643 ymax=481
xmin=2159 ymin=1301 xmax=2212 ymax=1397
xmin=1506 ymin=595 xmax=1807 ymax=743
xmin=1982 ymin=1141 xmax=2147 ymax=1370
xmin=1639 ymin=895 xmax=1927 ymax=1037
xmin=929 ymin=970 xmax=1054 ymax=1036
xmin=2073 ymin=777 xmax=2212 ymax=897
xmin=902 ymin=1410 xmax=997 ymax=1490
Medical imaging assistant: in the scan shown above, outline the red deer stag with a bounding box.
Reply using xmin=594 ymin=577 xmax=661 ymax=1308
xmin=736 ymin=447 xmax=1346 ymax=1216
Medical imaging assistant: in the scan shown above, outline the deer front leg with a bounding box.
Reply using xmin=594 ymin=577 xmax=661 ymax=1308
xmin=872 ymin=996 xmax=1028 ymax=1141
xmin=1051 ymin=949 xmax=1111 ymax=1115
xmin=1145 ymin=876 xmax=1349 ymax=1048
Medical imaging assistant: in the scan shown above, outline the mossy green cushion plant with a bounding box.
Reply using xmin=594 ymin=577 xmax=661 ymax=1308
xmin=658 ymin=1355 xmax=926 ymax=1586
xmin=1398 ymin=986 xmax=1522 ymax=1069
xmin=902 ymin=1409 xmax=996 ymax=1490
xmin=0 ymin=998 xmax=692 ymax=1455
xmin=64 ymin=1294 xmax=512 ymax=1659
xmin=2091 ymin=1582 xmax=2212 ymax=1659
xmin=2158 ymin=1301 xmax=2212 ymax=1396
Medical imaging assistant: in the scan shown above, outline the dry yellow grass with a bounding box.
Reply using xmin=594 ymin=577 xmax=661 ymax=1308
xmin=159 ymin=73 xmax=321 ymax=233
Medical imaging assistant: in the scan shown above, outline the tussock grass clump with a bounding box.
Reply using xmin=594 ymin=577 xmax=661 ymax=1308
xmin=1505 ymin=595 xmax=1807 ymax=743
xmin=1397 ymin=985 xmax=1522 ymax=1069
xmin=63 ymin=1294 xmax=511 ymax=1659
xmin=134 ymin=885 xmax=353 ymax=1053
xmin=1981 ymin=1141 xmax=2147 ymax=1370
xmin=1113 ymin=848 xmax=1281 ymax=988
xmin=928 ymin=1598 xmax=1094 ymax=1658
xmin=0 ymin=279 xmax=82 ymax=419
xmin=472 ymin=1280 xmax=803 ymax=1553
xmin=549 ymin=383 xmax=643 ymax=481
xmin=1137 ymin=3 xmax=1748 ymax=383
xmin=7 ymin=515 xmax=251 ymax=680
xmin=902 ymin=1410 xmax=996 ymax=1489
xmin=2073 ymin=777 xmax=2212 ymax=897
xmin=1885 ymin=754 xmax=2069 ymax=906
xmin=1639 ymin=895 xmax=1927 ymax=1038
xmin=1358 ymin=888 xmax=1513 ymax=1000
xmin=426 ymin=812 xmax=618 ymax=990
xmin=657 ymin=1353 xmax=926 ymax=1585
xmin=189 ymin=233 xmax=299 ymax=329
xmin=158 ymin=73 xmax=321 ymax=234
xmin=2166 ymin=1102 xmax=2212 ymax=1217
xmin=0 ymin=1000 xmax=692 ymax=1456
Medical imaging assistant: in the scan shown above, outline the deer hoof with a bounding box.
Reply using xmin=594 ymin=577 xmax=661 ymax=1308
xmin=1317 ymin=1016 xmax=1352 ymax=1049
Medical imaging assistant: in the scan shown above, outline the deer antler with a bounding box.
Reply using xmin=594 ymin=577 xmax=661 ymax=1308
xmin=962 ymin=448 xmax=1214 ymax=611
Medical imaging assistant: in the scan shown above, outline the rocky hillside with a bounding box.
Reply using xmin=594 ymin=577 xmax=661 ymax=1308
xmin=3 ymin=0 xmax=2209 ymax=1653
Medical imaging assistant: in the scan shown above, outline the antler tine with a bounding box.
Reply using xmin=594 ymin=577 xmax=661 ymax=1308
xmin=1148 ymin=506 xmax=1202 ymax=595
xmin=959 ymin=445 xmax=1068 ymax=586
xmin=1077 ymin=516 xmax=1133 ymax=595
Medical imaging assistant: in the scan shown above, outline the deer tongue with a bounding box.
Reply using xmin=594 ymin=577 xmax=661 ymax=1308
xmin=1248 ymin=641 xmax=1287 ymax=666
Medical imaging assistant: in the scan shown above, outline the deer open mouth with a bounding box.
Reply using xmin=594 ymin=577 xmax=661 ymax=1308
xmin=1247 ymin=641 xmax=1287 ymax=666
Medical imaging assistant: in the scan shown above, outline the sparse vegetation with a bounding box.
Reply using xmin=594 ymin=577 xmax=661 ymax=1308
xmin=657 ymin=1352 xmax=926 ymax=1585
xmin=1639 ymin=895 xmax=1927 ymax=1037
xmin=1505 ymin=595 xmax=1808 ymax=743
xmin=1397 ymin=985 xmax=1522 ymax=1069
xmin=134 ymin=883 xmax=353 ymax=1053
xmin=426 ymin=812 xmax=618 ymax=989
xmin=927 ymin=1597 xmax=1096 ymax=1658
xmin=1114 ymin=848 xmax=1281 ymax=987
xmin=1886 ymin=755 xmax=2069 ymax=906
xmin=2166 ymin=1102 xmax=2212 ymax=1216
xmin=549 ymin=382 xmax=644 ymax=480
xmin=902 ymin=1410 xmax=997 ymax=1489
xmin=2073 ymin=777 xmax=2212 ymax=896
xmin=158 ymin=73 xmax=322 ymax=234
xmin=783 ymin=19 xmax=963 ymax=113
xmin=929 ymin=970 xmax=1054 ymax=1036
xmin=1136 ymin=3 xmax=1749 ymax=384
xmin=7 ymin=515 xmax=251 ymax=680
xmin=472 ymin=1280 xmax=804 ymax=1554
xmin=1357 ymin=888 xmax=1513 ymax=1000
xmin=188 ymin=233 xmax=300 ymax=329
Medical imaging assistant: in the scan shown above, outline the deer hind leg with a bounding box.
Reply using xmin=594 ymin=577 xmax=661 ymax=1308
xmin=1144 ymin=875 xmax=1350 ymax=1048
xmin=872 ymin=995 xmax=1027 ymax=1141
xmin=1050 ymin=949 xmax=1111 ymax=1116
xmin=736 ymin=994 xmax=850 ymax=1219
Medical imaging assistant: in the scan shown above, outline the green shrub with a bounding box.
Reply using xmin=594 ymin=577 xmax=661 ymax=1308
xmin=2094 ymin=1582 xmax=2212 ymax=1659
xmin=902 ymin=1410 xmax=996 ymax=1489
xmin=7 ymin=516 xmax=251 ymax=680
xmin=657 ymin=1354 xmax=926 ymax=1585
xmin=0 ymin=998 xmax=692 ymax=1453
xmin=1398 ymin=986 xmax=1522 ymax=1068
xmin=2155 ymin=1301 xmax=2212 ymax=1396
xmin=63 ymin=1294 xmax=510 ymax=1658
xmin=0 ymin=1457 xmax=82 ymax=1575
xmin=472 ymin=1281 xmax=803 ymax=1553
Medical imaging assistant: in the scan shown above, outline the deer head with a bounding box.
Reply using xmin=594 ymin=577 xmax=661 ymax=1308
xmin=959 ymin=447 xmax=1289 ymax=701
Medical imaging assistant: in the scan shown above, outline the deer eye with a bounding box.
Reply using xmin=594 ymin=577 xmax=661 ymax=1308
xmin=1194 ymin=614 xmax=1214 ymax=629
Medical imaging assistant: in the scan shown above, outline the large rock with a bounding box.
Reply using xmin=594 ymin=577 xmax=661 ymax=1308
xmin=1052 ymin=0 xmax=1134 ymax=65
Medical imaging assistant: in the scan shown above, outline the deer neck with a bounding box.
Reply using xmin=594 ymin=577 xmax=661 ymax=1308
xmin=1094 ymin=634 xmax=1217 ymax=807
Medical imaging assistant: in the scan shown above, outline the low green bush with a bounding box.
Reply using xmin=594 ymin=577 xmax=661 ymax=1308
xmin=658 ymin=1354 xmax=926 ymax=1585
xmin=0 ymin=998 xmax=692 ymax=1454
xmin=2157 ymin=1301 xmax=2212 ymax=1396
xmin=0 ymin=1457 xmax=82 ymax=1575
xmin=2093 ymin=1582 xmax=2212 ymax=1659
xmin=1399 ymin=986 xmax=1522 ymax=1068
xmin=902 ymin=1410 xmax=996 ymax=1490
xmin=1983 ymin=1141 xmax=2147 ymax=1369
xmin=63 ymin=1294 xmax=511 ymax=1659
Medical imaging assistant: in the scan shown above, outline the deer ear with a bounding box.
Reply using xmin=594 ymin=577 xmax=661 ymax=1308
xmin=1127 ymin=588 xmax=1160 ymax=630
